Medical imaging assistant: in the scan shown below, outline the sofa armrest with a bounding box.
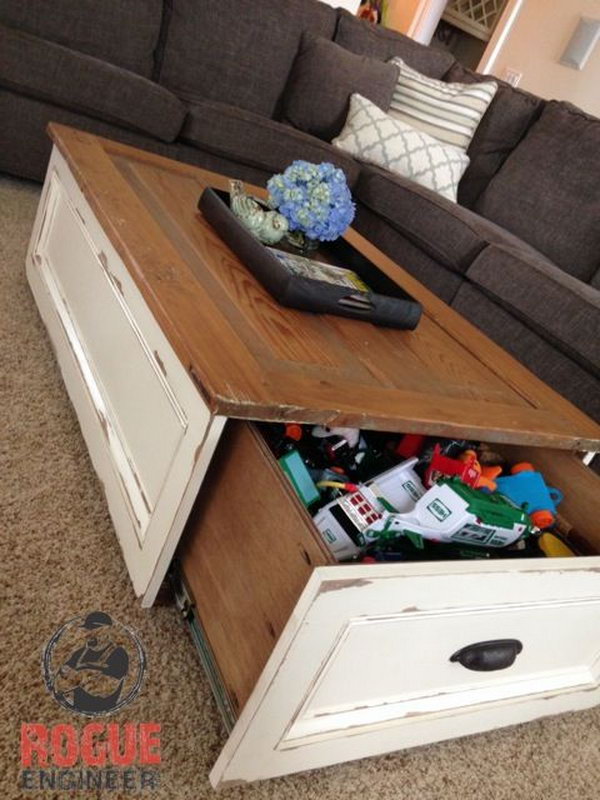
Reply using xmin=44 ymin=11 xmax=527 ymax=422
xmin=0 ymin=25 xmax=185 ymax=142
xmin=467 ymin=244 xmax=600 ymax=376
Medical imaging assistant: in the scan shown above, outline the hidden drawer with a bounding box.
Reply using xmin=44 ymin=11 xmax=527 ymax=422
xmin=178 ymin=421 xmax=600 ymax=787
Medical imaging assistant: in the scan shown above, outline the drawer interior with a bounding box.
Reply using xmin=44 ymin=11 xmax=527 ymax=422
xmin=179 ymin=420 xmax=600 ymax=724
xmin=179 ymin=422 xmax=333 ymax=720
xmin=494 ymin=444 xmax=598 ymax=554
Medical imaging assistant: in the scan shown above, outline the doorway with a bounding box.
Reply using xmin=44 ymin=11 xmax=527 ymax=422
xmin=402 ymin=0 xmax=526 ymax=74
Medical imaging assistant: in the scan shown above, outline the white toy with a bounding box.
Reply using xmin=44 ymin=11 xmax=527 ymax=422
xmin=313 ymin=458 xmax=425 ymax=560
xmin=364 ymin=478 xmax=535 ymax=549
xmin=311 ymin=425 xmax=362 ymax=449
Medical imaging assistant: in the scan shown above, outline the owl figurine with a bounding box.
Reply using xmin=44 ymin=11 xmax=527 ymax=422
xmin=229 ymin=180 xmax=288 ymax=245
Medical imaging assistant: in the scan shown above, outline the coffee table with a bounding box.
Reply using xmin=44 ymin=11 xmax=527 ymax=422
xmin=26 ymin=125 xmax=600 ymax=785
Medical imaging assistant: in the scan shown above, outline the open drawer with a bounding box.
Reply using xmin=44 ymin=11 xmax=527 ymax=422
xmin=178 ymin=421 xmax=600 ymax=787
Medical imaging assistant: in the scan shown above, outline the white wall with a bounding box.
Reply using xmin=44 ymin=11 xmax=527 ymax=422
xmin=318 ymin=0 xmax=361 ymax=12
xmin=492 ymin=0 xmax=600 ymax=116
xmin=409 ymin=0 xmax=448 ymax=44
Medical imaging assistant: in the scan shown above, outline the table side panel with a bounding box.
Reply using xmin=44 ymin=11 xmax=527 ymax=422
xmin=38 ymin=172 xmax=187 ymax=522
xmin=28 ymin=148 xmax=224 ymax=601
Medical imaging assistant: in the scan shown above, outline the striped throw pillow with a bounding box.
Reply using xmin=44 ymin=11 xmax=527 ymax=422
xmin=388 ymin=57 xmax=497 ymax=151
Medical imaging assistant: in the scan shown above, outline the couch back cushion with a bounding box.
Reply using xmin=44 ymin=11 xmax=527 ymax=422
xmin=445 ymin=64 xmax=543 ymax=208
xmin=282 ymin=35 xmax=399 ymax=141
xmin=334 ymin=10 xmax=454 ymax=78
xmin=158 ymin=0 xmax=337 ymax=118
xmin=475 ymin=100 xmax=600 ymax=282
xmin=0 ymin=0 xmax=163 ymax=77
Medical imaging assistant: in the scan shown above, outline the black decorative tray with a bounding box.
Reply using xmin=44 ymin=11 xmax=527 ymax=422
xmin=198 ymin=187 xmax=422 ymax=330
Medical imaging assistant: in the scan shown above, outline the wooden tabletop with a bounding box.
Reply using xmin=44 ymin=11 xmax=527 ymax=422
xmin=48 ymin=124 xmax=600 ymax=450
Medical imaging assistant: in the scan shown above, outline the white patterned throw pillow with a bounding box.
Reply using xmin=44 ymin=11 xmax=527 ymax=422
xmin=388 ymin=57 xmax=497 ymax=150
xmin=332 ymin=94 xmax=470 ymax=202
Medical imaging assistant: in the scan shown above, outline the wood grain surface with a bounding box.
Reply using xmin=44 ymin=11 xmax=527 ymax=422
xmin=180 ymin=421 xmax=332 ymax=714
xmin=48 ymin=124 xmax=600 ymax=450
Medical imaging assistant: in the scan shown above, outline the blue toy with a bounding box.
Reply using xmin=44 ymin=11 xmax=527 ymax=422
xmin=496 ymin=462 xmax=563 ymax=530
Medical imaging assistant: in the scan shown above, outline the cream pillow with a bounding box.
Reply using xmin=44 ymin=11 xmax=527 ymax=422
xmin=332 ymin=93 xmax=470 ymax=202
xmin=388 ymin=57 xmax=497 ymax=150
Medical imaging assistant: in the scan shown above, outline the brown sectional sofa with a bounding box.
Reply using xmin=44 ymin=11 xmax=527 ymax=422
xmin=1 ymin=0 xmax=598 ymax=421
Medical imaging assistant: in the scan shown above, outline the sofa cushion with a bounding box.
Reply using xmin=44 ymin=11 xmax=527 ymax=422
xmin=445 ymin=63 xmax=543 ymax=208
xmin=467 ymin=245 xmax=600 ymax=375
xmin=0 ymin=26 xmax=185 ymax=143
xmin=334 ymin=10 xmax=454 ymax=78
xmin=158 ymin=0 xmax=337 ymax=119
xmin=389 ymin=58 xmax=497 ymax=150
xmin=334 ymin=94 xmax=470 ymax=202
xmin=452 ymin=283 xmax=600 ymax=422
xmin=355 ymin=165 xmax=544 ymax=274
xmin=0 ymin=85 xmax=278 ymax=186
xmin=353 ymin=203 xmax=464 ymax=304
xmin=180 ymin=100 xmax=361 ymax=186
xmin=0 ymin=0 xmax=162 ymax=77
xmin=282 ymin=35 xmax=398 ymax=141
xmin=475 ymin=100 xmax=600 ymax=282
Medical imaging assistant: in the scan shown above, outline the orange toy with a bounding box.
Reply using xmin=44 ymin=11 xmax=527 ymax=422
xmin=458 ymin=450 xmax=502 ymax=491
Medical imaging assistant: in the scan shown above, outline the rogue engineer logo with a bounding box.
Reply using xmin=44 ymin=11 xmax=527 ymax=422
xmin=20 ymin=612 xmax=161 ymax=792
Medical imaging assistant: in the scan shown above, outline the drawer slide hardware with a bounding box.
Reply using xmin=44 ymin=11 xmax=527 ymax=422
xmin=170 ymin=567 xmax=194 ymax=620
xmin=450 ymin=639 xmax=523 ymax=671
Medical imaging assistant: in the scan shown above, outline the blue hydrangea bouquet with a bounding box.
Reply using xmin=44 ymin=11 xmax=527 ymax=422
xmin=267 ymin=160 xmax=355 ymax=253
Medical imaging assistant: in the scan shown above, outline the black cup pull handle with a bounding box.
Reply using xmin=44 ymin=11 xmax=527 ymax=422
xmin=450 ymin=639 xmax=523 ymax=671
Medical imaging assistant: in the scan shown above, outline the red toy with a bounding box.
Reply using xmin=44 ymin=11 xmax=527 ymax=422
xmin=394 ymin=433 xmax=426 ymax=459
xmin=424 ymin=444 xmax=480 ymax=488
xmin=424 ymin=445 xmax=501 ymax=491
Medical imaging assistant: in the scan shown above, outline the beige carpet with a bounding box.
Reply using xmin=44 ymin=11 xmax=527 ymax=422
xmin=2 ymin=173 xmax=600 ymax=800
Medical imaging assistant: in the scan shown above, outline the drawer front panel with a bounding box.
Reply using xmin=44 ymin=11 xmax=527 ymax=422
xmin=288 ymin=596 xmax=600 ymax=742
xmin=211 ymin=560 xmax=600 ymax=786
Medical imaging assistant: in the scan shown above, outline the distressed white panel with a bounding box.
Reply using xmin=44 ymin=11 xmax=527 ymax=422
xmin=27 ymin=149 xmax=225 ymax=604
xmin=35 ymin=173 xmax=186 ymax=530
xmin=287 ymin=599 xmax=600 ymax=743
xmin=211 ymin=560 xmax=600 ymax=786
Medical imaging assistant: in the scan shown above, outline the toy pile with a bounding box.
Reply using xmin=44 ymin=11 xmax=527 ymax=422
xmin=260 ymin=422 xmax=586 ymax=562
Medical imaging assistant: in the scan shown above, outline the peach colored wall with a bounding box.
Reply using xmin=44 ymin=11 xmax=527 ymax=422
xmin=386 ymin=0 xmax=424 ymax=34
xmin=492 ymin=0 xmax=600 ymax=116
